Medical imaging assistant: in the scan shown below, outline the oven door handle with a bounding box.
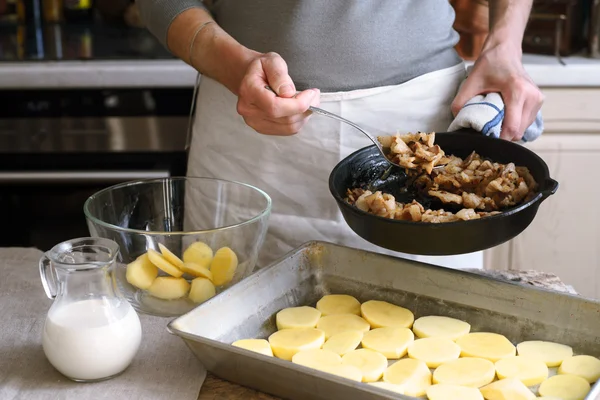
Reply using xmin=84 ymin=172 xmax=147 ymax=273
xmin=0 ymin=170 xmax=171 ymax=184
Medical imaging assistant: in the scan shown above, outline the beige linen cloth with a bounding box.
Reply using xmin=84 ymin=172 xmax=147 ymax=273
xmin=0 ymin=248 xmax=204 ymax=400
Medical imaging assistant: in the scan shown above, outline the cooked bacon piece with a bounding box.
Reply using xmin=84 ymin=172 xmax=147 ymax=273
xmin=378 ymin=132 xmax=447 ymax=173
xmin=428 ymin=190 xmax=463 ymax=205
xmin=421 ymin=210 xmax=459 ymax=223
xmin=462 ymin=192 xmax=484 ymax=209
xmin=456 ymin=208 xmax=480 ymax=220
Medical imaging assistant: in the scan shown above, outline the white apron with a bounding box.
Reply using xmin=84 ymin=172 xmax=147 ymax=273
xmin=186 ymin=62 xmax=484 ymax=269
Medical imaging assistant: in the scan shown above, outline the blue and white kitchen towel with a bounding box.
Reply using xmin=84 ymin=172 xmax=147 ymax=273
xmin=448 ymin=92 xmax=544 ymax=142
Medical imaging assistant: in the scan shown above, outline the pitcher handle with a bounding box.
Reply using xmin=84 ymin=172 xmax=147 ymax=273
xmin=39 ymin=254 xmax=58 ymax=299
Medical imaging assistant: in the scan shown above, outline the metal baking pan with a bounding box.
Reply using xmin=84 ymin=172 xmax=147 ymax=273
xmin=168 ymin=241 xmax=600 ymax=400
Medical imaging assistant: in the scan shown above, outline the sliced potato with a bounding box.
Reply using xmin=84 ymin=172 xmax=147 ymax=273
xmin=494 ymin=356 xmax=549 ymax=386
xmin=147 ymin=248 xmax=184 ymax=278
xmin=126 ymin=253 xmax=158 ymax=289
xmin=316 ymin=294 xmax=361 ymax=316
xmin=368 ymin=381 xmax=405 ymax=394
xmin=188 ymin=277 xmax=216 ymax=303
xmin=558 ymin=355 xmax=600 ymax=383
xmin=538 ymin=374 xmax=591 ymax=400
xmin=268 ymin=328 xmax=325 ymax=361
xmin=412 ymin=315 xmax=471 ymax=340
xmin=407 ymin=337 xmax=461 ymax=368
xmin=180 ymin=262 xmax=213 ymax=281
xmin=147 ymin=276 xmax=190 ymax=300
xmin=479 ymin=378 xmax=536 ymax=400
xmin=276 ymin=306 xmax=321 ymax=330
xmin=292 ymin=349 xmax=341 ymax=369
xmin=317 ymin=364 xmax=363 ymax=382
xmin=455 ymin=332 xmax=516 ymax=362
xmin=341 ymin=349 xmax=388 ymax=383
xmin=158 ymin=243 xmax=184 ymax=267
xmin=183 ymin=241 xmax=213 ymax=269
xmin=316 ymin=314 xmax=370 ymax=340
xmin=210 ymin=246 xmax=238 ymax=286
xmin=383 ymin=358 xmax=431 ymax=397
xmin=432 ymin=357 xmax=495 ymax=388
xmin=232 ymin=339 xmax=273 ymax=357
xmin=426 ymin=384 xmax=484 ymax=400
xmin=361 ymin=327 xmax=414 ymax=359
xmin=322 ymin=330 xmax=363 ymax=356
xmin=360 ymin=300 xmax=414 ymax=329
xmin=516 ymin=340 xmax=573 ymax=367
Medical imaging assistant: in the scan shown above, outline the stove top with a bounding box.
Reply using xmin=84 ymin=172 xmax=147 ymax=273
xmin=0 ymin=21 xmax=173 ymax=62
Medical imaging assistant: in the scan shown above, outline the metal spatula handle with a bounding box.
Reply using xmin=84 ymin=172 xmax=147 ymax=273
xmin=263 ymin=85 xmax=390 ymax=161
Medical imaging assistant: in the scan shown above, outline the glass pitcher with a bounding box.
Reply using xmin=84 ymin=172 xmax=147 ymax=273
xmin=39 ymin=237 xmax=142 ymax=382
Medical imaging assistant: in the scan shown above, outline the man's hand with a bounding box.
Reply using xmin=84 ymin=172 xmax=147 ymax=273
xmin=451 ymin=43 xmax=544 ymax=141
xmin=236 ymin=52 xmax=320 ymax=136
xmin=165 ymin=10 xmax=319 ymax=136
xmin=451 ymin=0 xmax=544 ymax=141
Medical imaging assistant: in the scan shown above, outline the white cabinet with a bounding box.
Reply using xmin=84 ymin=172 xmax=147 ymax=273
xmin=483 ymin=89 xmax=600 ymax=299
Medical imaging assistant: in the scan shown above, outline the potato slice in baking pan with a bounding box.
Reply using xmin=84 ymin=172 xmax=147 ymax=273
xmin=188 ymin=277 xmax=216 ymax=304
xmin=341 ymin=349 xmax=388 ymax=383
xmin=456 ymin=332 xmax=516 ymax=362
xmin=516 ymin=340 xmax=573 ymax=367
xmin=432 ymin=357 xmax=495 ymax=388
xmin=316 ymin=314 xmax=370 ymax=340
xmin=383 ymin=358 xmax=432 ymax=397
xmin=268 ymin=328 xmax=325 ymax=361
xmin=426 ymin=383 xmax=484 ymax=400
xmin=183 ymin=241 xmax=213 ymax=269
xmin=360 ymin=300 xmax=414 ymax=329
xmin=276 ymin=306 xmax=322 ymax=330
xmin=361 ymin=327 xmax=414 ymax=359
xmin=126 ymin=253 xmax=158 ymax=290
xmin=210 ymin=247 xmax=238 ymax=286
xmin=408 ymin=337 xmax=461 ymax=368
xmin=147 ymin=249 xmax=184 ymax=278
xmin=412 ymin=315 xmax=471 ymax=340
xmin=179 ymin=262 xmax=213 ymax=281
xmin=538 ymin=374 xmax=591 ymax=400
xmin=322 ymin=330 xmax=363 ymax=356
xmin=368 ymin=381 xmax=405 ymax=395
xmin=157 ymin=243 xmax=184 ymax=267
xmin=317 ymin=364 xmax=363 ymax=382
xmin=231 ymin=339 xmax=273 ymax=357
xmin=147 ymin=276 xmax=190 ymax=300
xmin=494 ymin=356 xmax=548 ymax=386
xmin=291 ymin=349 xmax=341 ymax=369
xmin=316 ymin=294 xmax=361 ymax=316
xmin=479 ymin=378 xmax=536 ymax=400
xmin=558 ymin=355 xmax=600 ymax=383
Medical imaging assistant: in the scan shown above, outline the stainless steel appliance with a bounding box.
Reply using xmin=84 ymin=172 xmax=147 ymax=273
xmin=0 ymin=87 xmax=192 ymax=250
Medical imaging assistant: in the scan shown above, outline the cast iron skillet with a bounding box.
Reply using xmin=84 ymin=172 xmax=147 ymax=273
xmin=328 ymin=129 xmax=559 ymax=256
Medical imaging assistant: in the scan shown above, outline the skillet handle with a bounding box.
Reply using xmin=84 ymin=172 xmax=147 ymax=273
xmin=541 ymin=178 xmax=559 ymax=199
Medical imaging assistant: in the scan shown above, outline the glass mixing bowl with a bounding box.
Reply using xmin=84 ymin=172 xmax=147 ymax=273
xmin=84 ymin=177 xmax=271 ymax=317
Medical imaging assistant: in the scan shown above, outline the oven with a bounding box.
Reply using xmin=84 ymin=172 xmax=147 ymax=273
xmin=0 ymin=87 xmax=192 ymax=250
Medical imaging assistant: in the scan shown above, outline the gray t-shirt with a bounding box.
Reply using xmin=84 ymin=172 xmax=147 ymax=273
xmin=138 ymin=0 xmax=462 ymax=92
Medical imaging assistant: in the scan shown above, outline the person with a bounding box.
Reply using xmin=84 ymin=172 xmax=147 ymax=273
xmin=137 ymin=0 xmax=544 ymax=269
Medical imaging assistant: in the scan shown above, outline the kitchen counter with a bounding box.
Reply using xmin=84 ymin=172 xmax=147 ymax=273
xmin=0 ymin=54 xmax=599 ymax=89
